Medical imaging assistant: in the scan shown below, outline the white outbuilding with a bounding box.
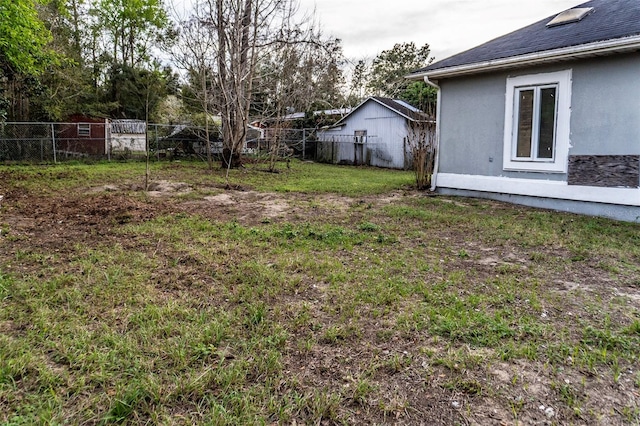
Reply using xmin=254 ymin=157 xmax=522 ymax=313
xmin=315 ymin=97 xmax=430 ymax=169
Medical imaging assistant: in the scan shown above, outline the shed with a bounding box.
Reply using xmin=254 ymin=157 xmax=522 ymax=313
xmin=316 ymin=97 xmax=430 ymax=169
xmin=57 ymin=117 xmax=146 ymax=157
xmin=110 ymin=119 xmax=147 ymax=153
xmin=58 ymin=115 xmax=108 ymax=156
xmin=409 ymin=0 xmax=640 ymax=222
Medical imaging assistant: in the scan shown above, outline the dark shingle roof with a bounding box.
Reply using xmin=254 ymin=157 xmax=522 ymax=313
xmin=370 ymin=97 xmax=430 ymax=122
xmin=332 ymin=97 xmax=431 ymax=126
xmin=412 ymin=0 xmax=640 ymax=75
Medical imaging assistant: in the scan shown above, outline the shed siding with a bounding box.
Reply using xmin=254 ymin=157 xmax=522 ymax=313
xmin=317 ymin=100 xmax=410 ymax=169
xmin=111 ymin=134 xmax=146 ymax=152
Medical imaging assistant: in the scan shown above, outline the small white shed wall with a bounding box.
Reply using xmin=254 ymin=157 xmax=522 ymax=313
xmin=317 ymin=100 xmax=410 ymax=169
xmin=111 ymin=134 xmax=146 ymax=152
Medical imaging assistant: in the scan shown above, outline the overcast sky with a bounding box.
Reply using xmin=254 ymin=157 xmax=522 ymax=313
xmin=297 ymin=0 xmax=584 ymax=62
xmin=171 ymin=0 xmax=586 ymax=64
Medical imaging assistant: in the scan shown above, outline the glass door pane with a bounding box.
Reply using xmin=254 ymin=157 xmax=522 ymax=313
xmin=537 ymin=87 xmax=557 ymax=159
xmin=516 ymin=90 xmax=534 ymax=158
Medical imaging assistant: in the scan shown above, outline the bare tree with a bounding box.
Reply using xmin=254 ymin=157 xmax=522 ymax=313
xmin=406 ymin=113 xmax=436 ymax=190
xmin=170 ymin=1 xmax=218 ymax=170
xmin=251 ymin=32 xmax=344 ymax=171
xmin=183 ymin=0 xmax=326 ymax=170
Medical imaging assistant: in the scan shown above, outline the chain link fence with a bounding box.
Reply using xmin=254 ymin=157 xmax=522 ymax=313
xmin=0 ymin=121 xmax=135 ymax=162
xmin=255 ymin=128 xmax=383 ymax=166
xmin=0 ymin=122 xmax=383 ymax=166
xmin=0 ymin=123 xmax=59 ymax=162
xmin=0 ymin=122 xmax=223 ymax=163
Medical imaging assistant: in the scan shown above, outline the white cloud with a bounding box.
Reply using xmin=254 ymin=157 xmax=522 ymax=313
xmin=298 ymin=0 xmax=583 ymax=61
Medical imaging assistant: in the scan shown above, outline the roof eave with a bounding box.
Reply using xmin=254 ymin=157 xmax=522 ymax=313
xmin=409 ymin=35 xmax=640 ymax=80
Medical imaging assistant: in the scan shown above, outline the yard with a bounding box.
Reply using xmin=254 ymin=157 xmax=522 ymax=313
xmin=1 ymin=160 xmax=639 ymax=425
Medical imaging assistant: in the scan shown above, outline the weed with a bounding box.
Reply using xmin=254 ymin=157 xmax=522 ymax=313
xmin=624 ymin=320 xmax=640 ymax=336
xmin=621 ymin=406 xmax=640 ymax=424
xmin=379 ymin=396 xmax=409 ymax=420
xmin=292 ymin=302 xmax=313 ymax=329
xmin=443 ymin=378 xmax=483 ymax=395
xmin=551 ymin=381 xmax=583 ymax=414
xmin=350 ymin=377 xmax=376 ymax=405
xmin=103 ymin=386 xmax=154 ymax=424
xmin=320 ymin=324 xmax=359 ymax=344
xmin=305 ymin=389 xmax=341 ymax=423
xmin=297 ymin=334 xmax=315 ymax=353
xmin=2 ymin=161 xmax=640 ymax=424
xmin=359 ymin=221 xmax=379 ymax=232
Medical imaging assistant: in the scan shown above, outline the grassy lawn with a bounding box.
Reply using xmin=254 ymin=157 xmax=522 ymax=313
xmin=1 ymin=160 xmax=639 ymax=424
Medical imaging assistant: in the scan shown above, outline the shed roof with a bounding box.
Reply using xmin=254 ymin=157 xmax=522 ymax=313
xmin=410 ymin=0 xmax=640 ymax=79
xmin=332 ymin=97 xmax=430 ymax=127
xmin=110 ymin=119 xmax=146 ymax=134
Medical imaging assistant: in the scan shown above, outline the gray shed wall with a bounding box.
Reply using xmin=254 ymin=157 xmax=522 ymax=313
xmin=317 ymin=100 xmax=410 ymax=169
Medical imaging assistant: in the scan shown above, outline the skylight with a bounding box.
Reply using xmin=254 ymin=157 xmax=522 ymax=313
xmin=393 ymin=99 xmax=420 ymax=112
xmin=546 ymin=7 xmax=594 ymax=27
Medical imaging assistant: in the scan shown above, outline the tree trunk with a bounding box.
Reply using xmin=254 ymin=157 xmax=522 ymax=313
xmin=222 ymin=148 xmax=242 ymax=168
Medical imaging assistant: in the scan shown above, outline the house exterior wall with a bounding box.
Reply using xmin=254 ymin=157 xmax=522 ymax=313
xmin=569 ymin=54 xmax=640 ymax=155
xmin=435 ymin=52 xmax=640 ymax=221
xmin=316 ymin=100 xmax=410 ymax=169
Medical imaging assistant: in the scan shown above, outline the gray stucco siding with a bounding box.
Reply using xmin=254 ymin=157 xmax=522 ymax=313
xmin=569 ymin=53 xmax=640 ymax=155
xmin=438 ymin=72 xmax=566 ymax=181
xmin=437 ymin=53 xmax=640 ymax=180
xmin=438 ymin=74 xmax=506 ymax=176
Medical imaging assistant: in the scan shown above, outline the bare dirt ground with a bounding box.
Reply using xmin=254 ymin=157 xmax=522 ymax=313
xmin=1 ymin=174 xmax=639 ymax=425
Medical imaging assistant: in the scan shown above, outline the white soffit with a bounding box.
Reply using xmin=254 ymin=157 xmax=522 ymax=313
xmin=546 ymin=7 xmax=594 ymax=27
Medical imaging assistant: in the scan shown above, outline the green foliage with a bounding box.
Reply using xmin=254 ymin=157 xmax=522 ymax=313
xmin=1 ymin=0 xmax=174 ymax=121
xmin=402 ymin=81 xmax=437 ymax=112
xmin=0 ymin=0 xmax=54 ymax=76
xmin=0 ymin=0 xmax=58 ymax=121
xmin=94 ymin=0 xmax=170 ymax=67
xmin=104 ymin=64 xmax=175 ymax=120
xmin=367 ymin=42 xmax=433 ymax=100
xmin=29 ymin=0 xmax=109 ymax=119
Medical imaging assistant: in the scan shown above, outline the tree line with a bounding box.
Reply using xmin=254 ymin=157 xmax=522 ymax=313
xmin=1 ymin=0 xmax=436 ymax=164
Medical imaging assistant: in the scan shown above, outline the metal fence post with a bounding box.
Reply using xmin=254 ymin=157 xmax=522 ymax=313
xmin=332 ymin=139 xmax=335 ymax=164
xmin=106 ymin=118 xmax=111 ymax=161
xmin=51 ymin=123 xmax=57 ymax=163
xmin=302 ymin=128 xmax=306 ymax=160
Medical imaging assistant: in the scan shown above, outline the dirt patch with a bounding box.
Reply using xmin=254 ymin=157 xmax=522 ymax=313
xmin=145 ymin=180 xmax=192 ymax=196
xmin=183 ymin=190 xmax=292 ymax=223
xmin=1 ymin=176 xmax=639 ymax=425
